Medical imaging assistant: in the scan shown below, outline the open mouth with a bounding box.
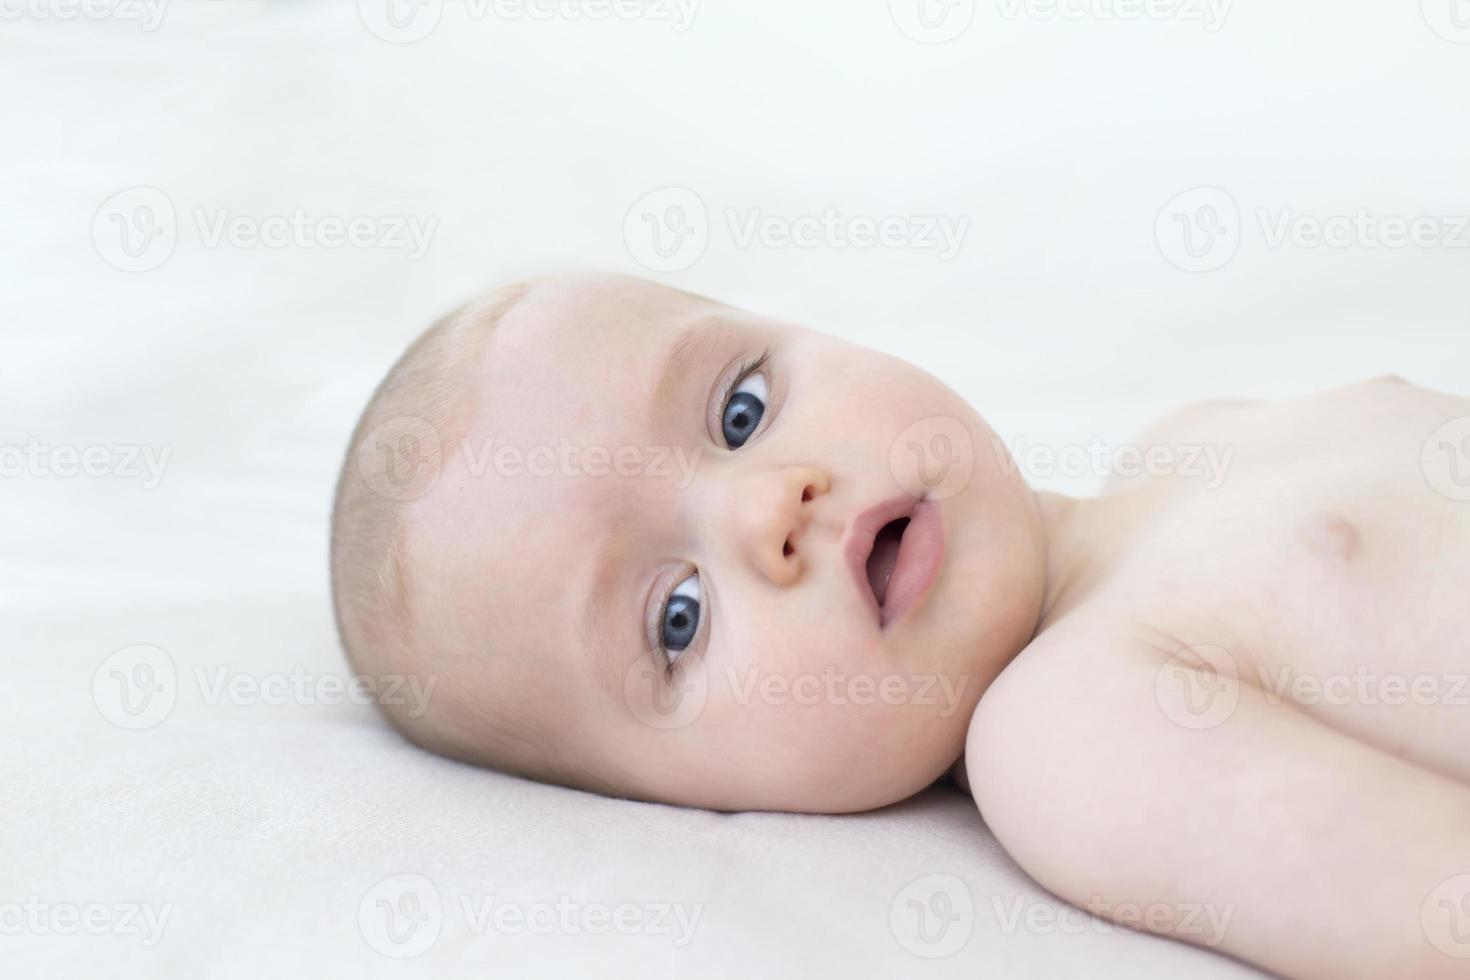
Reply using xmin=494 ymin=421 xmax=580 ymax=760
xmin=865 ymin=517 xmax=909 ymax=608
xmin=845 ymin=494 xmax=945 ymax=629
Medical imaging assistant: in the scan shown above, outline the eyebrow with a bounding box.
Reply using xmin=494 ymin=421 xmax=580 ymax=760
xmin=648 ymin=316 xmax=739 ymax=429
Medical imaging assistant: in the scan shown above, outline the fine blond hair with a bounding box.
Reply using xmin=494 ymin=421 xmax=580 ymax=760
xmin=328 ymin=280 xmax=533 ymax=745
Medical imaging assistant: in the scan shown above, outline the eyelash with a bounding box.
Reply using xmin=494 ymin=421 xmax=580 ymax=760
xmin=716 ymin=348 xmax=772 ymax=447
xmin=651 ymin=348 xmax=774 ymax=673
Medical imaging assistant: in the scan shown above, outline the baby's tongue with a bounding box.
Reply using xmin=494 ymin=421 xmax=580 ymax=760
xmin=866 ymin=521 xmax=905 ymax=607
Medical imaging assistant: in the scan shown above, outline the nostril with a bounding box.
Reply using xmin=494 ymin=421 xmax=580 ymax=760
xmin=801 ymin=486 xmax=813 ymax=503
xmin=783 ymin=538 xmax=794 ymax=558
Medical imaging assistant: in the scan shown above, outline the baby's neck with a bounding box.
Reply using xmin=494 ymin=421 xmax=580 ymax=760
xmin=1031 ymin=483 xmax=1161 ymax=634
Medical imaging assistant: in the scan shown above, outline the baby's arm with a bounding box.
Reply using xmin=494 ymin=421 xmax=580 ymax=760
xmin=965 ymin=618 xmax=1470 ymax=980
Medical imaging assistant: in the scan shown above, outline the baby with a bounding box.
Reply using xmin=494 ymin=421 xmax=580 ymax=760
xmin=330 ymin=273 xmax=1470 ymax=980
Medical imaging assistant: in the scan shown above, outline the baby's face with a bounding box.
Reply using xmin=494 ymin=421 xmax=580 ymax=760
xmin=407 ymin=276 xmax=1045 ymax=812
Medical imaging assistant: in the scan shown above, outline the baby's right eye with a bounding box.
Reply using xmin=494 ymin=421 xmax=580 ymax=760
xmin=659 ymin=572 xmax=701 ymax=665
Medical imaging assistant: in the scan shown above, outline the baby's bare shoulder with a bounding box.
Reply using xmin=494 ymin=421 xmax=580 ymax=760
xmin=1104 ymin=397 xmax=1258 ymax=493
xmin=1127 ymin=375 xmax=1460 ymax=442
xmin=1133 ymin=396 xmax=1260 ymax=446
xmin=963 ymin=614 xmax=1171 ymax=801
xmin=963 ymin=613 xmax=1182 ymax=842
xmin=962 ymin=609 xmax=1470 ymax=978
xmin=1107 ymin=377 xmax=1467 ymax=493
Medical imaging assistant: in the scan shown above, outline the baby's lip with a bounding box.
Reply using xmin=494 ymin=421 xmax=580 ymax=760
xmin=843 ymin=492 xmax=922 ymax=626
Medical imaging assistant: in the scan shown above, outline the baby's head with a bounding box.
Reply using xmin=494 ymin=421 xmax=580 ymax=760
xmin=331 ymin=274 xmax=1046 ymax=813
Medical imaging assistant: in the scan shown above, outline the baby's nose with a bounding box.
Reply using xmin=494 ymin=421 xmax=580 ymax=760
xmin=729 ymin=465 xmax=830 ymax=586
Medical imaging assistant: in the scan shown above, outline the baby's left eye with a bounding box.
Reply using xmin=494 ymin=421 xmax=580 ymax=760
xmin=721 ymin=372 xmax=767 ymax=449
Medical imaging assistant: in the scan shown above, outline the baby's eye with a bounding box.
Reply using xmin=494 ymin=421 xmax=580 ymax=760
xmin=659 ymin=572 xmax=701 ymax=664
xmin=721 ymin=372 xmax=767 ymax=449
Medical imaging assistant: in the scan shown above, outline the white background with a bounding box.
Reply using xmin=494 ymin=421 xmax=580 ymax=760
xmin=2 ymin=1 xmax=1466 ymax=977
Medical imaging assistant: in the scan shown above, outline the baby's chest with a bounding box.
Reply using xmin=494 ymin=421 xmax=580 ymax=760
xmin=1118 ymin=452 xmax=1470 ymax=778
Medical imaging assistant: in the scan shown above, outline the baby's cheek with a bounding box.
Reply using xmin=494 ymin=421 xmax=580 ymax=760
xmin=690 ymin=675 xmax=957 ymax=810
xmin=717 ymin=672 xmax=919 ymax=755
xmin=729 ymin=618 xmax=903 ymax=710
